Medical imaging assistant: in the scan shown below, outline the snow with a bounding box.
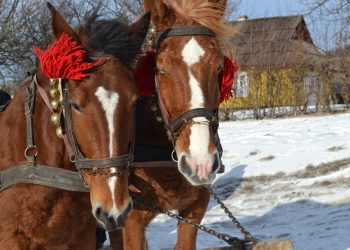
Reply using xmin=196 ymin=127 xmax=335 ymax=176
xmin=106 ymin=112 xmax=350 ymax=250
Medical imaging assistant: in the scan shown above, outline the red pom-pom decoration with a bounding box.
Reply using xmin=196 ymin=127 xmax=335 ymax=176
xmin=219 ymin=56 xmax=239 ymax=103
xmin=33 ymin=32 xmax=99 ymax=80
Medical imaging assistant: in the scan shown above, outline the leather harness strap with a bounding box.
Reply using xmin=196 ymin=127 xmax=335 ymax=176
xmin=24 ymin=80 xmax=36 ymax=165
xmin=0 ymin=164 xmax=89 ymax=193
xmin=0 ymin=78 xmax=89 ymax=193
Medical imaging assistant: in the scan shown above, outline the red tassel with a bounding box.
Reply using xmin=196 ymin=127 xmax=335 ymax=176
xmin=33 ymin=33 xmax=100 ymax=80
xmin=134 ymin=51 xmax=156 ymax=96
xmin=219 ymin=56 xmax=239 ymax=103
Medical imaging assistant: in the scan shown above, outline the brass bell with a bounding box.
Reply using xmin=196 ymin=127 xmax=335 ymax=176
xmin=50 ymin=113 xmax=60 ymax=125
xmin=51 ymin=100 xmax=60 ymax=110
xmin=150 ymin=102 xmax=158 ymax=111
xmin=50 ymin=88 xmax=59 ymax=98
xmin=56 ymin=127 xmax=63 ymax=138
xmin=150 ymin=27 xmax=156 ymax=35
xmin=155 ymin=114 xmax=163 ymax=123
xmin=49 ymin=78 xmax=60 ymax=86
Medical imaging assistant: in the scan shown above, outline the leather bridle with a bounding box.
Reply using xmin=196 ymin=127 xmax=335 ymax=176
xmin=61 ymin=76 xmax=134 ymax=185
xmin=151 ymin=27 xmax=220 ymax=149
xmin=0 ymin=55 xmax=135 ymax=192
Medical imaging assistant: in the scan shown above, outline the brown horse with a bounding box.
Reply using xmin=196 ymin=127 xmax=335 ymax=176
xmin=109 ymin=0 xmax=238 ymax=249
xmin=0 ymin=3 xmax=149 ymax=250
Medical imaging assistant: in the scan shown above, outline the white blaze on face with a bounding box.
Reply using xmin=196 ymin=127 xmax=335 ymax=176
xmin=95 ymin=87 xmax=120 ymax=211
xmin=181 ymin=38 xmax=210 ymax=159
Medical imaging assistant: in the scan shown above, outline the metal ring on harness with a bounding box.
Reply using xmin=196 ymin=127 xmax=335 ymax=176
xmin=70 ymin=155 xmax=76 ymax=163
xmin=171 ymin=150 xmax=178 ymax=162
xmin=24 ymin=145 xmax=38 ymax=158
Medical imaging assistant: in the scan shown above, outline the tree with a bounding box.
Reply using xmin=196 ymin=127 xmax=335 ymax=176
xmin=1 ymin=0 xmax=243 ymax=95
xmin=298 ymin=0 xmax=350 ymax=23
xmin=0 ymin=0 xmax=110 ymax=94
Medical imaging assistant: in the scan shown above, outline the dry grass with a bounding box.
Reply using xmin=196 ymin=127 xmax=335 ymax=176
xmin=249 ymin=150 xmax=260 ymax=156
xmin=260 ymin=155 xmax=275 ymax=161
xmin=328 ymin=145 xmax=347 ymax=152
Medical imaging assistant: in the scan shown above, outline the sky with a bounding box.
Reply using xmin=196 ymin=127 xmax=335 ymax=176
xmin=105 ymin=110 xmax=350 ymax=250
xmin=236 ymin=0 xmax=306 ymax=19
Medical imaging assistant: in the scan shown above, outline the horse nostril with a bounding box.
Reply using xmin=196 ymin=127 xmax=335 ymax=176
xmin=211 ymin=152 xmax=220 ymax=173
xmin=95 ymin=206 xmax=102 ymax=217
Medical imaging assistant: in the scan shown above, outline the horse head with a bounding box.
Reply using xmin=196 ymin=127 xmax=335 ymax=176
xmin=37 ymin=3 xmax=150 ymax=231
xmin=137 ymin=0 xmax=237 ymax=186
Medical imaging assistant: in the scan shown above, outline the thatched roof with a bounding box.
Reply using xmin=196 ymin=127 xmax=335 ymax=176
xmin=230 ymin=15 xmax=326 ymax=67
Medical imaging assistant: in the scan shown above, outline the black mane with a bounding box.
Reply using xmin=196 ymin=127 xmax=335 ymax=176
xmin=78 ymin=11 xmax=145 ymax=69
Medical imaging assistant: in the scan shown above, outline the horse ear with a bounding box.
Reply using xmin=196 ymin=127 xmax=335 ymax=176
xmin=130 ymin=11 xmax=151 ymax=39
xmin=46 ymin=2 xmax=81 ymax=43
xmin=143 ymin=0 xmax=166 ymax=25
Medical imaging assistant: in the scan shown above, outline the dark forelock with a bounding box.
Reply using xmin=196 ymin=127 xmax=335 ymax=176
xmin=78 ymin=11 xmax=144 ymax=69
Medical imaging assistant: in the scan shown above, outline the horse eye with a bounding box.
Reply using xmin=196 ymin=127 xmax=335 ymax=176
xmin=159 ymin=68 xmax=167 ymax=74
xmin=216 ymin=65 xmax=223 ymax=73
xmin=71 ymin=103 xmax=83 ymax=113
xmin=133 ymin=99 xmax=139 ymax=108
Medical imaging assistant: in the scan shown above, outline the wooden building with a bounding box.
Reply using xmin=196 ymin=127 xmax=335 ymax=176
xmin=226 ymin=15 xmax=328 ymax=111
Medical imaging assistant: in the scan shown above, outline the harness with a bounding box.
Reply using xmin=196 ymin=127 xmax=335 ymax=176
xmin=0 ymin=61 xmax=134 ymax=193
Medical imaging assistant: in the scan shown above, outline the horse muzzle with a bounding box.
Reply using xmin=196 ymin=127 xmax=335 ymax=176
xmin=93 ymin=198 xmax=133 ymax=231
xmin=178 ymin=151 xmax=220 ymax=185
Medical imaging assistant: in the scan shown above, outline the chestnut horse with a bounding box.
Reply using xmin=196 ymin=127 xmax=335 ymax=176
xmin=110 ymin=0 xmax=238 ymax=249
xmin=0 ymin=3 xmax=149 ymax=249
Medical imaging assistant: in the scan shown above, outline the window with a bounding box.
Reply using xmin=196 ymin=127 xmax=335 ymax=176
xmin=304 ymin=72 xmax=322 ymax=106
xmin=234 ymin=72 xmax=249 ymax=97
xmin=304 ymin=72 xmax=322 ymax=94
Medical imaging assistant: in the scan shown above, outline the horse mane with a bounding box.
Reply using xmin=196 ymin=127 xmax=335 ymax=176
xmin=77 ymin=10 xmax=145 ymax=69
xmin=166 ymin=0 xmax=236 ymax=53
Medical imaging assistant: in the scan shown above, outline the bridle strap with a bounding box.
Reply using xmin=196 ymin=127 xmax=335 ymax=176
xmin=30 ymin=75 xmax=75 ymax=159
xmin=74 ymin=154 xmax=134 ymax=169
xmin=154 ymin=71 xmax=170 ymax=125
xmin=169 ymin=108 xmax=218 ymax=134
xmin=24 ymin=80 xmax=36 ymax=165
xmin=153 ymin=26 xmax=215 ymax=48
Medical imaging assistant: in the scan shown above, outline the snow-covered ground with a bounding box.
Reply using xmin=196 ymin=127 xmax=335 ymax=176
xmin=108 ymin=112 xmax=350 ymax=250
